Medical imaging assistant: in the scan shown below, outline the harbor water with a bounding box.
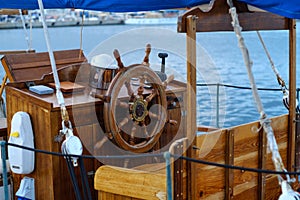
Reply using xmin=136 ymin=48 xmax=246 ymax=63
xmin=0 ymin=23 xmax=299 ymax=128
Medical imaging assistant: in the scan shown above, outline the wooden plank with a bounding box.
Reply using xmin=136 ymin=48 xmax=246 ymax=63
xmin=296 ymin=114 xmax=300 ymax=169
xmin=94 ymin=165 xmax=166 ymax=200
xmin=11 ymin=57 xmax=86 ymax=70
xmin=197 ymin=125 xmax=218 ymax=132
xmin=1 ymin=49 xmax=86 ymax=82
xmin=178 ymin=0 xmax=288 ymax=33
xmin=0 ymin=49 xmax=35 ymax=55
xmin=225 ymin=129 xmax=234 ymax=199
xmin=186 ymin=15 xmax=197 ymax=200
xmin=257 ymin=127 xmax=267 ymax=199
xmin=0 ymin=50 xmax=36 ymax=85
xmin=171 ymin=140 xmax=188 ymax=200
xmin=195 ymin=129 xmax=226 ymax=199
xmin=288 ymin=19 xmax=297 ymax=171
xmin=232 ymin=115 xmax=288 ymax=198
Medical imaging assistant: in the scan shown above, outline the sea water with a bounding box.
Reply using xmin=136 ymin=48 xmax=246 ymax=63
xmin=0 ymin=23 xmax=299 ymax=128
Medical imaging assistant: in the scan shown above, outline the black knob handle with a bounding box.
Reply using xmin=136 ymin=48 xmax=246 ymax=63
xmin=158 ymin=53 xmax=168 ymax=59
xmin=158 ymin=53 xmax=168 ymax=73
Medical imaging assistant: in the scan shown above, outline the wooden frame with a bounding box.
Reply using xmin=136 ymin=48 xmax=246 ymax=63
xmin=178 ymin=0 xmax=297 ymax=199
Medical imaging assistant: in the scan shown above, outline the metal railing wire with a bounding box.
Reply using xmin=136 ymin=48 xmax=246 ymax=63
xmin=196 ymin=82 xmax=299 ymax=127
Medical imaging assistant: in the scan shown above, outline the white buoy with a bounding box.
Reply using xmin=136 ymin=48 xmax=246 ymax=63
xmin=8 ymin=111 xmax=34 ymax=174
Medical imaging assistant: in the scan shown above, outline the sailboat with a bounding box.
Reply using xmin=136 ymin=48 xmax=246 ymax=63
xmin=0 ymin=0 xmax=300 ymax=199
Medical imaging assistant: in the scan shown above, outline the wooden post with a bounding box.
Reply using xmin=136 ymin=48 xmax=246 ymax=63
xmin=288 ymin=19 xmax=296 ymax=172
xmin=225 ymin=130 xmax=234 ymax=199
xmin=258 ymin=128 xmax=267 ymax=199
xmin=186 ymin=15 xmax=197 ymax=200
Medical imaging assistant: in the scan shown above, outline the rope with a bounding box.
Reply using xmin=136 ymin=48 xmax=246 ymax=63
xmin=37 ymin=0 xmax=70 ymax=125
xmin=227 ymin=0 xmax=288 ymax=185
xmin=18 ymin=9 xmax=31 ymax=51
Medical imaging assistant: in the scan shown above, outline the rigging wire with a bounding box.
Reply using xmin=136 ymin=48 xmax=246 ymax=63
xmin=256 ymin=31 xmax=285 ymax=87
xmin=256 ymin=31 xmax=300 ymax=113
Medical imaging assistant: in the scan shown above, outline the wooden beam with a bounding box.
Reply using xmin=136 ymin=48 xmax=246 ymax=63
xmin=288 ymin=19 xmax=297 ymax=172
xmin=257 ymin=128 xmax=267 ymax=199
xmin=0 ymin=50 xmax=35 ymax=55
xmin=296 ymin=114 xmax=300 ymax=170
xmin=197 ymin=125 xmax=219 ymax=132
xmin=178 ymin=0 xmax=288 ymax=33
xmin=186 ymin=15 xmax=197 ymax=200
xmin=225 ymin=129 xmax=234 ymax=199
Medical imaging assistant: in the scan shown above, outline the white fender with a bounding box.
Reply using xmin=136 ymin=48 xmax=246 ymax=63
xmin=8 ymin=112 xmax=34 ymax=174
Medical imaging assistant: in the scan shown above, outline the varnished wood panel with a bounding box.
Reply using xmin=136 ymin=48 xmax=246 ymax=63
xmin=195 ymin=129 xmax=227 ymax=199
xmin=6 ymin=87 xmax=56 ymax=199
xmin=6 ymin=86 xmax=100 ymax=199
xmin=95 ymin=165 xmax=166 ymax=200
xmin=1 ymin=49 xmax=86 ymax=82
xmin=194 ymin=115 xmax=288 ymax=199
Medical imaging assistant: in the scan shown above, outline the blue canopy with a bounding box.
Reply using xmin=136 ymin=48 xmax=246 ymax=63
xmin=0 ymin=0 xmax=299 ymax=19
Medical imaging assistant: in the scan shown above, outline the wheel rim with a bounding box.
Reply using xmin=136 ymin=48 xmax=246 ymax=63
xmin=104 ymin=64 xmax=167 ymax=153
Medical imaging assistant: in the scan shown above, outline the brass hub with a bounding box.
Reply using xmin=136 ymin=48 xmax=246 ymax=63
xmin=130 ymin=98 xmax=148 ymax=122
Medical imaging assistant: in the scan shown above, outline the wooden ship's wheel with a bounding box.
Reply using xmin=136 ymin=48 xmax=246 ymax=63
xmin=102 ymin=45 xmax=175 ymax=153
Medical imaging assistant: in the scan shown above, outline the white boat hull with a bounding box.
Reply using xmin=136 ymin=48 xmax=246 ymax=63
xmin=125 ymin=17 xmax=177 ymax=25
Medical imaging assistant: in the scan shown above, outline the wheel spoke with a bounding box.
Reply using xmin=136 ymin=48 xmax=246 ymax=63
xmin=125 ymin=81 xmax=134 ymax=97
xmin=148 ymin=111 xmax=160 ymax=120
xmin=118 ymin=116 xmax=129 ymax=129
xmin=129 ymin=126 xmax=137 ymax=145
xmin=94 ymin=136 xmax=108 ymax=149
xmin=141 ymin=122 xmax=150 ymax=138
xmin=167 ymin=119 xmax=178 ymax=125
xmin=145 ymin=89 xmax=158 ymax=103
xmin=117 ymin=100 xmax=129 ymax=108
xmin=137 ymin=75 xmax=145 ymax=96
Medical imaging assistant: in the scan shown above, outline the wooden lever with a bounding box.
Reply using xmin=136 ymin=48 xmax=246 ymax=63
xmin=113 ymin=49 xmax=125 ymax=69
xmin=142 ymin=44 xmax=151 ymax=66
